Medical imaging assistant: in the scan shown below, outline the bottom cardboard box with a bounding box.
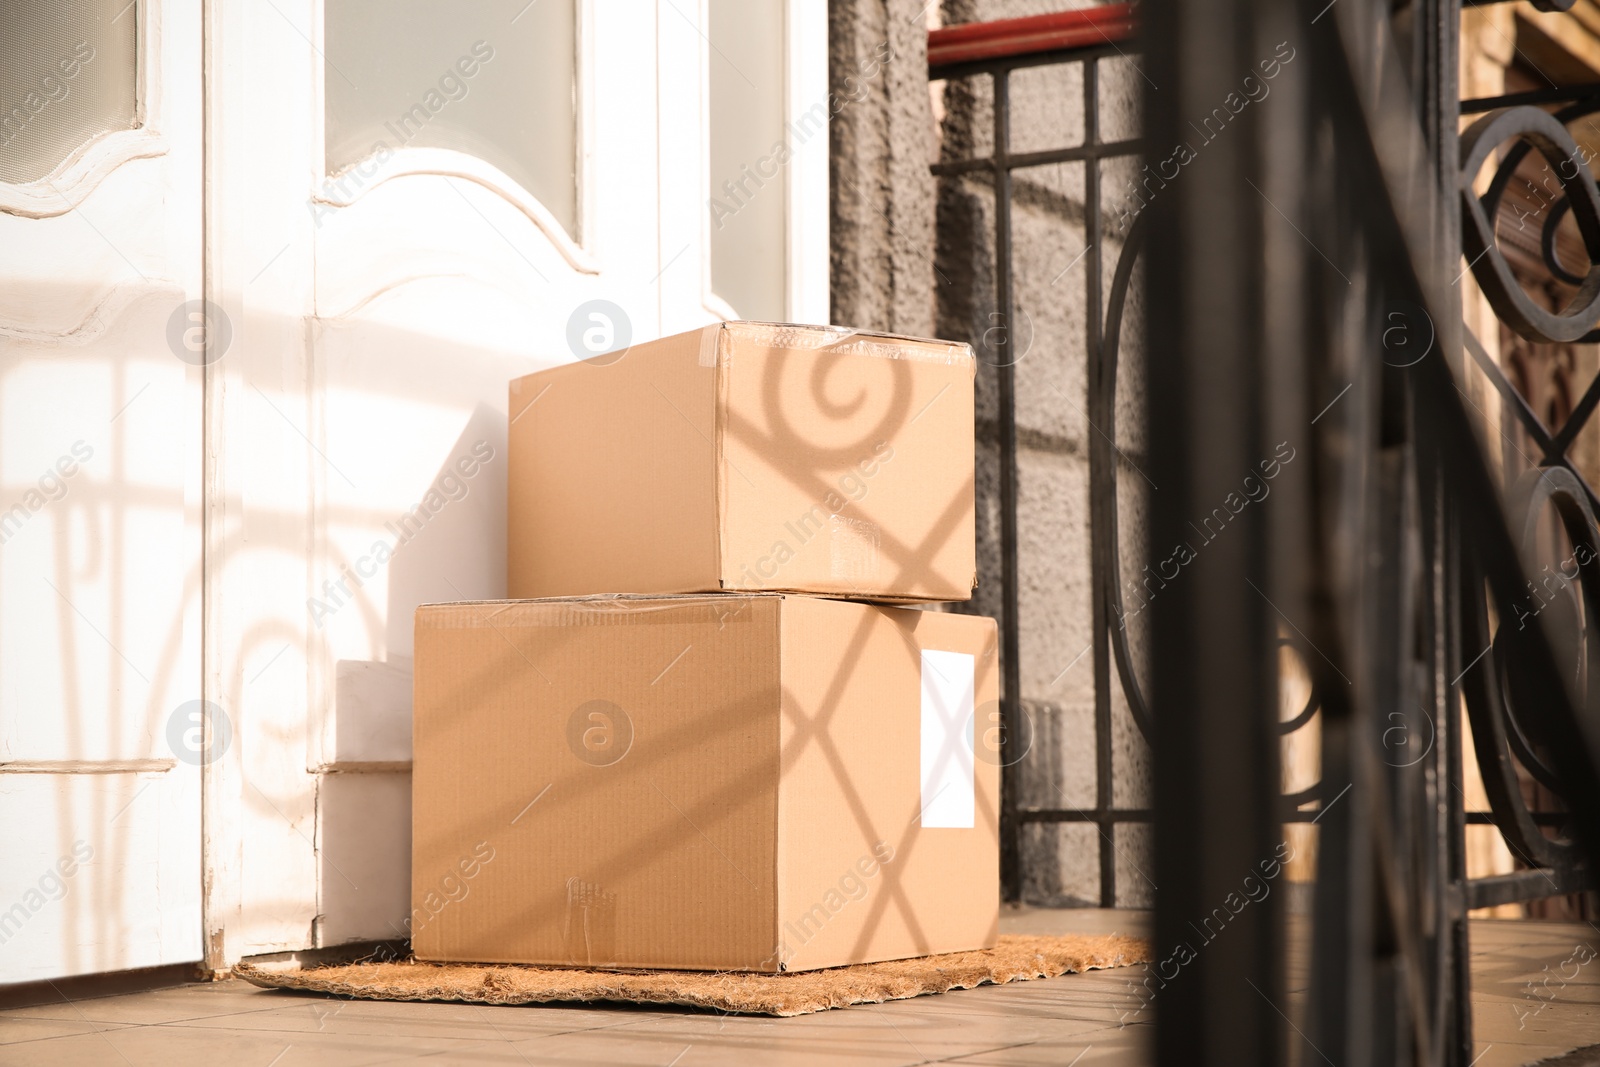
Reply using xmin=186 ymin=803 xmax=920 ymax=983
xmin=411 ymin=594 xmax=999 ymax=973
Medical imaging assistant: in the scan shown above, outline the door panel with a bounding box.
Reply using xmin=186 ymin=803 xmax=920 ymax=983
xmin=0 ymin=0 xmax=203 ymax=984
xmin=302 ymin=1 xmax=653 ymax=948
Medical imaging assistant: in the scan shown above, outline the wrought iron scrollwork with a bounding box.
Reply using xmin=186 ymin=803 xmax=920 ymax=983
xmin=1460 ymin=99 xmax=1600 ymax=893
xmin=1461 ymin=106 xmax=1600 ymax=342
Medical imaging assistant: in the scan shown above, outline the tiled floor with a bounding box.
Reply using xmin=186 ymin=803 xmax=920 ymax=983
xmin=0 ymin=909 xmax=1595 ymax=1065
xmin=1466 ymin=916 xmax=1600 ymax=1067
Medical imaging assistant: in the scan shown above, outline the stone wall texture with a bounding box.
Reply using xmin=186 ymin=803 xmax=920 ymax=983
xmin=829 ymin=0 xmax=938 ymax=337
xmin=829 ymin=0 xmax=1152 ymax=907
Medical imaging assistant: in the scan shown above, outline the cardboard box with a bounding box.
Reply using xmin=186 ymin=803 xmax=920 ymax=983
xmin=508 ymin=322 xmax=976 ymax=603
xmin=411 ymin=594 xmax=999 ymax=972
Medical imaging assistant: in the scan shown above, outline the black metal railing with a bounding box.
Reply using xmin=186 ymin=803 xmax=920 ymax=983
xmin=1140 ymin=0 xmax=1600 ymax=1062
xmin=934 ymin=1 xmax=1600 ymax=1061
xmin=930 ymin=3 xmax=1149 ymax=907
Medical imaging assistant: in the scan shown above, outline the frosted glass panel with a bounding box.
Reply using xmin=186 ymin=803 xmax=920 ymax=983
xmin=708 ymin=0 xmax=786 ymax=321
xmin=0 ymin=0 xmax=137 ymax=185
xmin=324 ymin=0 xmax=576 ymax=236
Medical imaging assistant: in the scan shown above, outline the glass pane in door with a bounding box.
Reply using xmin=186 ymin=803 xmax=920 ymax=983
xmin=324 ymin=0 xmax=577 ymax=237
xmin=0 ymin=0 xmax=138 ymax=185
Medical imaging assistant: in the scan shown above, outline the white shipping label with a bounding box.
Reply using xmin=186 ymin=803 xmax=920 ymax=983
xmin=920 ymin=649 xmax=976 ymax=828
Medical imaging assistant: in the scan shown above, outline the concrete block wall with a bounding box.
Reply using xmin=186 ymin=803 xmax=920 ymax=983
xmin=829 ymin=0 xmax=939 ymax=336
xmin=829 ymin=0 xmax=1151 ymax=907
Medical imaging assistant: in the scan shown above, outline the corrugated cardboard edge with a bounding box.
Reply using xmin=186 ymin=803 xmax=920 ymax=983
xmin=233 ymin=934 xmax=1148 ymax=1017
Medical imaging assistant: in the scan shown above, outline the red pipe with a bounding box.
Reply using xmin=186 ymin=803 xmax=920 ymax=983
xmin=927 ymin=4 xmax=1138 ymax=70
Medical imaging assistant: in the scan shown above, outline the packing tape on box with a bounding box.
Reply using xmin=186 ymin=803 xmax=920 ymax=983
xmin=698 ymin=325 xmax=721 ymax=368
xmin=563 ymin=876 xmax=618 ymax=968
xmin=419 ymin=596 xmax=771 ymax=630
xmin=709 ymin=322 xmax=975 ymax=371
xmin=828 ymin=515 xmax=881 ymax=583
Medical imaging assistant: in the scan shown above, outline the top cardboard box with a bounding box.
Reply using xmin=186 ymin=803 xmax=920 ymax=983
xmin=508 ymin=322 xmax=976 ymax=603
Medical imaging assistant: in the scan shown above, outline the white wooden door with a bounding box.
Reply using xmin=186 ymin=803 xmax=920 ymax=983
xmin=205 ymin=0 xmax=827 ymax=968
xmin=0 ymin=0 xmax=204 ymax=983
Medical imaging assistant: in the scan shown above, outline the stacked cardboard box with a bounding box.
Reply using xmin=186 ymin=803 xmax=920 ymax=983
xmin=412 ymin=322 xmax=999 ymax=973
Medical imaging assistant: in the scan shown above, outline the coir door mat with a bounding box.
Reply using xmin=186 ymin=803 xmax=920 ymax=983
xmin=234 ymin=934 xmax=1147 ymax=1017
